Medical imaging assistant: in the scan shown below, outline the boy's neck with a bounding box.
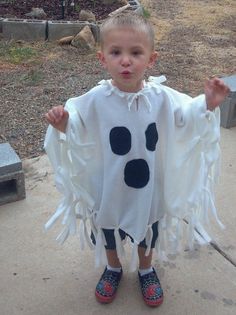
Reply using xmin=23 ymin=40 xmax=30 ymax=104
xmin=111 ymin=79 xmax=144 ymax=93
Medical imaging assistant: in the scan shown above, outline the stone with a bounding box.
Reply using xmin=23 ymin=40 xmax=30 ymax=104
xmin=25 ymin=7 xmax=47 ymax=19
xmin=71 ymin=25 xmax=96 ymax=52
xmin=79 ymin=10 xmax=96 ymax=22
xmin=57 ymin=35 xmax=74 ymax=45
xmin=220 ymin=74 xmax=236 ymax=128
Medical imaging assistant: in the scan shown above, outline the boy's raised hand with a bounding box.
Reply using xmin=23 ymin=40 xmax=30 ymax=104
xmin=45 ymin=105 xmax=69 ymax=133
xmin=205 ymin=77 xmax=230 ymax=111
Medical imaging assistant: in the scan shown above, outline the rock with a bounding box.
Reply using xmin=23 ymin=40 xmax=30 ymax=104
xmin=71 ymin=26 xmax=96 ymax=52
xmin=25 ymin=8 xmax=47 ymax=19
xmin=57 ymin=36 xmax=74 ymax=45
xmin=79 ymin=10 xmax=96 ymax=22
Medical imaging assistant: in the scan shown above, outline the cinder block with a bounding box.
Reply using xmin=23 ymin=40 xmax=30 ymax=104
xmin=220 ymin=74 xmax=236 ymax=128
xmin=0 ymin=143 xmax=22 ymax=175
xmin=48 ymin=20 xmax=99 ymax=42
xmin=0 ymin=171 xmax=26 ymax=206
xmin=0 ymin=143 xmax=26 ymax=205
xmin=2 ymin=18 xmax=47 ymax=41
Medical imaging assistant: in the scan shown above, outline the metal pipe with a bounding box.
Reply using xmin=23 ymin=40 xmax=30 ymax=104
xmin=61 ymin=0 xmax=65 ymax=19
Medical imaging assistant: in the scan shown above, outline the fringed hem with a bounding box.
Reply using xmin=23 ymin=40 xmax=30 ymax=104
xmin=44 ymin=116 xmax=96 ymax=245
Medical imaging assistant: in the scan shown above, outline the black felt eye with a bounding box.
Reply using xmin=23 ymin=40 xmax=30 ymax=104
xmin=124 ymin=159 xmax=150 ymax=188
xmin=110 ymin=127 xmax=131 ymax=155
xmin=145 ymin=123 xmax=158 ymax=151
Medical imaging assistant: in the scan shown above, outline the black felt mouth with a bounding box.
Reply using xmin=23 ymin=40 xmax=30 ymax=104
xmin=124 ymin=159 xmax=150 ymax=189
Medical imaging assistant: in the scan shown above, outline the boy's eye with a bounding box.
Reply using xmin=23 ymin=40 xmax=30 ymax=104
xmin=111 ymin=50 xmax=120 ymax=56
xmin=132 ymin=50 xmax=142 ymax=56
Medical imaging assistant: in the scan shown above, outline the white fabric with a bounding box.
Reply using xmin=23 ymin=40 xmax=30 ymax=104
xmin=44 ymin=77 xmax=223 ymax=270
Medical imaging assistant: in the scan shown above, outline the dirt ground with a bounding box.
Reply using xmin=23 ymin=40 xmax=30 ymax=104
xmin=0 ymin=0 xmax=235 ymax=159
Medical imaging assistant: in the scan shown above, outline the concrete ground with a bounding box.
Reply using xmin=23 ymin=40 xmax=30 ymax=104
xmin=0 ymin=127 xmax=236 ymax=315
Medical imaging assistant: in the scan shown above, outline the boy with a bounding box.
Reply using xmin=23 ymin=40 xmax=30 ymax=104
xmin=45 ymin=13 xmax=229 ymax=307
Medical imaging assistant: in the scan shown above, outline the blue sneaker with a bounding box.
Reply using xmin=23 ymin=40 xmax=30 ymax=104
xmin=95 ymin=267 xmax=123 ymax=303
xmin=138 ymin=268 xmax=164 ymax=307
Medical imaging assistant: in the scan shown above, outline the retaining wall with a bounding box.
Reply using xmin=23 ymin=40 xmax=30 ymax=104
xmin=0 ymin=0 xmax=142 ymax=42
xmin=2 ymin=18 xmax=47 ymax=41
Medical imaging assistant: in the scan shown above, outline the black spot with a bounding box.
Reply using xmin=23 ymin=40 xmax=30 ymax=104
xmin=110 ymin=127 xmax=131 ymax=155
xmin=124 ymin=159 xmax=149 ymax=188
xmin=145 ymin=123 xmax=158 ymax=151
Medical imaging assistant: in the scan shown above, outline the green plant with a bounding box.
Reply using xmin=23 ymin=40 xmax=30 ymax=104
xmin=0 ymin=42 xmax=38 ymax=64
xmin=9 ymin=47 xmax=37 ymax=64
xmin=142 ymin=7 xmax=151 ymax=19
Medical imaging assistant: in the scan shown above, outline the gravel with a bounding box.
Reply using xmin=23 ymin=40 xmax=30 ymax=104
xmin=0 ymin=0 xmax=235 ymax=160
xmin=0 ymin=46 xmax=109 ymax=159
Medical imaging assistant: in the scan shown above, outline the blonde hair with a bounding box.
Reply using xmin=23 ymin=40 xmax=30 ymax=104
xmin=100 ymin=13 xmax=155 ymax=49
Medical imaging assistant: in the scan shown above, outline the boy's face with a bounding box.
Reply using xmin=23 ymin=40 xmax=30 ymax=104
xmin=98 ymin=27 xmax=158 ymax=93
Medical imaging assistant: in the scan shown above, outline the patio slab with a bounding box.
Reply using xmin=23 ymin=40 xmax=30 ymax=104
xmin=0 ymin=127 xmax=235 ymax=315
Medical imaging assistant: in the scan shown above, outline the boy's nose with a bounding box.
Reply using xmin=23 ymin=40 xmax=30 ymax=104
xmin=121 ymin=55 xmax=131 ymax=66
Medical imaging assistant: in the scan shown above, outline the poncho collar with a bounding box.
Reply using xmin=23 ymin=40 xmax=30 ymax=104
xmin=98 ymin=76 xmax=166 ymax=112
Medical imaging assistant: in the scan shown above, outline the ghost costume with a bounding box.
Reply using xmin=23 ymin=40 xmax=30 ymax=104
xmin=44 ymin=77 xmax=223 ymax=270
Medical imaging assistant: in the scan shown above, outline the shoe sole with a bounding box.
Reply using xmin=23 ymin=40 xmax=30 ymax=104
xmin=95 ymin=291 xmax=116 ymax=304
xmin=144 ymin=295 xmax=164 ymax=307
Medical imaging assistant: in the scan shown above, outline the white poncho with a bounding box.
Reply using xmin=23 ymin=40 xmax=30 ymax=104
xmin=44 ymin=77 xmax=223 ymax=270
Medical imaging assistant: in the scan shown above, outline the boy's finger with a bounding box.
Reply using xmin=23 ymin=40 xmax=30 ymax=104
xmin=214 ymin=80 xmax=230 ymax=94
xmin=50 ymin=113 xmax=58 ymax=123
xmin=51 ymin=108 xmax=60 ymax=118
xmin=45 ymin=113 xmax=55 ymax=124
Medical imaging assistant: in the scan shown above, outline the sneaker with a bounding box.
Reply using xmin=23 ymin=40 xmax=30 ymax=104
xmin=138 ymin=268 xmax=164 ymax=307
xmin=95 ymin=267 xmax=123 ymax=303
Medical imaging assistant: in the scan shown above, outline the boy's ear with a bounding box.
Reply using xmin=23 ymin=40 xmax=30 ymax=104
xmin=148 ymin=51 xmax=158 ymax=68
xmin=97 ymin=51 xmax=107 ymax=68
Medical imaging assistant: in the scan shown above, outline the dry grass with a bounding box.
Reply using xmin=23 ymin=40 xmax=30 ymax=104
xmin=141 ymin=0 xmax=235 ymax=39
xmin=178 ymin=0 xmax=235 ymax=35
xmin=141 ymin=0 xmax=236 ymax=93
